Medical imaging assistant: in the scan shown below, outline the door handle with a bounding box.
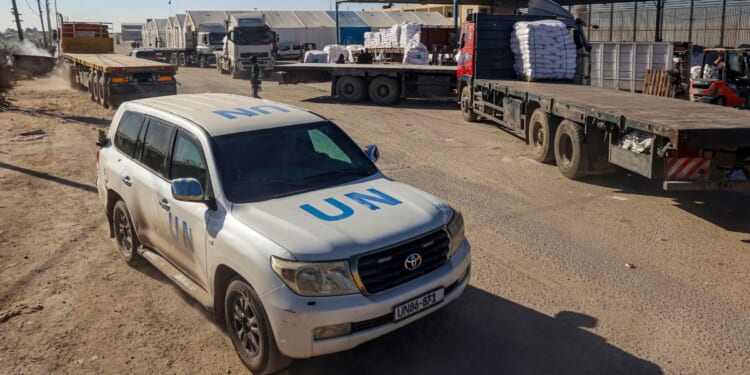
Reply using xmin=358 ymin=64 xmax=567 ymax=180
xmin=159 ymin=198 xmax=170 ymax=212
xmin=122 ymin=175 xmax=132 ymax=187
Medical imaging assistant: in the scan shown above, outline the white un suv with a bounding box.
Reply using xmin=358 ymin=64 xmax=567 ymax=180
xmin=95 ymin=93 xmax=471 ymax=374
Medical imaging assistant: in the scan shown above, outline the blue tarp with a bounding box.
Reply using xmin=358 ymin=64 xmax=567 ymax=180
xmin=327 ymin=11 xmax=370 ymax=45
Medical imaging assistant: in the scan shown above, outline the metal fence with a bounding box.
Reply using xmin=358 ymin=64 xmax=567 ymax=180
xmin=581 ymin=1 xmax=750 ymax=47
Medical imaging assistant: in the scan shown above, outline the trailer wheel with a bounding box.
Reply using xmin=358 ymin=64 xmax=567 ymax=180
xmin=336 ymin=76 xmax=366 ymax=102
xmin=199 ymin=56 xmax=207 ymax=68
xmin=170 ymin=54 xmax=178 ymax=65
xmin=460 ymin=86 xmax=478 ymax=122
xmin=97 ymin=77 xmax=106 ymax=106
xmin=529 ymin=109 xmax=558 ymax=163
xmin=554 ymin=120 xmax=588 ymax=179
xmin=178 ymin=53 xmax=187 ymax=67
xmin=89 ymin=75 xmax=96 ymax=102
xmin=368 ymin=76 xmax=400 ymax=106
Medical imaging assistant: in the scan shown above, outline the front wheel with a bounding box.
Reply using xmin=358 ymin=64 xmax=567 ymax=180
xmin=460 ymin=86 xmax=478 ymax=122
xmin=528 ymin=109 xmax=557 ymax=163
xmin=368 ymin=76 xmax=400 ymax=105
xmin=225 ymin=278 xmax=290 ymax=375
xmin=113 ymin=201 xmax=141 ymax=266
xmin=336 ymin=76 xmax=366 ymax=102
xmin=554 ymin=120 xmax=588 ymax=179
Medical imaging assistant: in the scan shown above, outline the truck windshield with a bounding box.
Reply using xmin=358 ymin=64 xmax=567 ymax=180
xmin=232 ymin=27 xmax=272 ymax=45
xmin=212 ymin=122 xmax=379 ymax=203
xmin=209 ymin=32 xmax=226 ymax=45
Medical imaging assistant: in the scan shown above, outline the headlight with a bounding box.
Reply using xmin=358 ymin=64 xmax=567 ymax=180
xmin=271 ymin=257 xmax=359 ymax=296
xmin=447 ymin=209 xmax=465 ymax=258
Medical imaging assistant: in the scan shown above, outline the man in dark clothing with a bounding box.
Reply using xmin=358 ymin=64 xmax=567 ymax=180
xmin=357 ymin=49 xmax=373 ymax=64
xmin=250 ymin=56 xmax=262 ymax=98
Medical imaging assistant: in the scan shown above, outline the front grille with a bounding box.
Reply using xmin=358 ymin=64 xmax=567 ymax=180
xmin=356 ymin=230 xmax=450 ymax=294
xmin=240 ymin=52 xmax=267 ymax=59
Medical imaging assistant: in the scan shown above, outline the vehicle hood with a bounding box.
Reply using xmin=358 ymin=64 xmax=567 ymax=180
xmin=231 ymin=177 xmax=453 ymax=261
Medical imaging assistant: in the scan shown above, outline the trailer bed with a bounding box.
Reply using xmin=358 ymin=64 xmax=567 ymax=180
xmin=482 ymin=80 xmax=750 ymax=147
xmin=276 ymin=63 xmax=456 ymax=75
xmin=63 ymin=53 xmax=175 ymax=73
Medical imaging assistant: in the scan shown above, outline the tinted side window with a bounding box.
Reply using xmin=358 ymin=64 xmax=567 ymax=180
xmin=170 ymin=131 xmax=207 ymax=189
xmin=114 ymin=112 xmax=145 ymax=157
xmin=140 ymin=119 xmax=174 ymax=177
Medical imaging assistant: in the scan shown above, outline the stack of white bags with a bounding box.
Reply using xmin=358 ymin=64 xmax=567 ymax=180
xmin=364 ymin=32 xmax=381 ymax=49
xmin=303 ymin=50 xmax=328 ymax=63
xmin=510 ymin=20 xmax=576 ymax=81
xmin=399 ymin=22 xmax=421 ymax=47
xmin=323 ymin=44 xmax=351 ymax=63
xmin=363 ymin=22 xmax=422 ymax=51
xmin=346 ymin=45 xmax=365 ymax=63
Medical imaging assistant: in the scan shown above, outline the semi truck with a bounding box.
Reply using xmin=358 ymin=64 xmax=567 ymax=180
xmin=215 ymin=13 xmax=276 ymax=79
xmin=153 ymin=23 xmax=226 ymax=68
xmin=275 ymin=11 xmax=750 ymax=191
xmin=60 ymin=21 xmax=177 ymax=108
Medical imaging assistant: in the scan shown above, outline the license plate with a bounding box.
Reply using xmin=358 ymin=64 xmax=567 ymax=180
xmin=393 ymin=288 xmax=445 ymax=322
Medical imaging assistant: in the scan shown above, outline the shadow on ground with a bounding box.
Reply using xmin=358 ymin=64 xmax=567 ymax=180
xmin=288 ymin=286 xmax=662 ymax=375
xmin=583 ymin=169 xmax=750 ymax=235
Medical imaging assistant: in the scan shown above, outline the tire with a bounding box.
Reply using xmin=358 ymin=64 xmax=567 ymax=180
xmin=170 ymin=54 xmax=178 ymax=65
xmin=336 ymin=76 xmax=366 ymax=102
xmin=225 ymin=278 xmax=291 ymax=375
xmin=112 ymin=201 xmax=141 ymax=266
xmin=460 ymin=86 xmax=478 ymax=122
xmin=178 ymin=53 xmax=186 ymax=67
xmin=368 ymin=76 xmax=400 ymax=105
xmin=713 ymin=96 xmax=726 ymax=106
xmin=554 ymin=120 xmax=588 ymax=179
xmin=97 ymin=77 xmax=106 ymax=106
xmin=90 ymin=76 xmax=97 ymax=102
xmin=199 ymin=56 xmax=207 ymax=68
xmin=528 ymin=109 xmax=558 ymax=163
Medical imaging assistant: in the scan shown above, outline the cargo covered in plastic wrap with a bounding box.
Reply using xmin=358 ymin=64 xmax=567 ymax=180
xmin=323 ymin=45 xmax=351 ymax=63
xmin=346 ymin=45 xmax=365 ymax=63
xmin=303 ymin=50 xmax=328 ymax=63
xmin=403 ymin=42 xmax=429 ymax=65
xmin=510 ymin=20 xmax=576 ymax=81
xmin=399 ymin=22 xmax=421 ymax=47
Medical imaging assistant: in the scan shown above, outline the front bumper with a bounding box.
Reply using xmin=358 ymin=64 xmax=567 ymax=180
xmin=261 ymin=239 xmax=471 ymax=359
xmin=238 ymin=59 xmax=273 ymax=71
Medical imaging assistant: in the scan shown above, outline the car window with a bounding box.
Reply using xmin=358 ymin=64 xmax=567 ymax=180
xmin=140 ymin=119 xmax=174 ymax=177
xmin=170 ymin=130 xmax=208 ymax=190
xmin=114 ymin=112 xmax=145 ymax=157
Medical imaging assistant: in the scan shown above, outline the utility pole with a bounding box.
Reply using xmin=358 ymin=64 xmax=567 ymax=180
xmin=37 ymin=0 xmax=49 ymax=48
xmin=11 ymin=0 xmax=24 ymax=41
xmin=45 ymin=0 xmax=53 ymax=45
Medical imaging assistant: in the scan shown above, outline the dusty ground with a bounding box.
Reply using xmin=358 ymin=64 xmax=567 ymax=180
xmin=1 ymin=68 xmax=749 ymax=375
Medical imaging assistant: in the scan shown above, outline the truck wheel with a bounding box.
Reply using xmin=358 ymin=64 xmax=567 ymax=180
xmin=554 ymin=120 xmax=588 ymax=179
xmin=97 ymin=77 xmax=106 ymax=106
xmin=178 ymin=53 xmax=186 ymax=67
xmin=199 ymin=56 xmax=207 ymax=68
xmin=336 ymin=76 xmax=366 ymax=102
xmin=170 ymin=54 xmax=178 ymax=65
xmin=368 ymin=76 xmax=400 ymax=105
xmin=529 ymin=109 xmax=558 ymax=163
xmin=225 ymin=278 xmax=291 ymax=375
xmin=113 ymin=200 xmax=141 ymax=266
xmin=460 ymin=86 xmax=478 ymax=122
xmin=89 ymin=77 xmax=96 ymax=102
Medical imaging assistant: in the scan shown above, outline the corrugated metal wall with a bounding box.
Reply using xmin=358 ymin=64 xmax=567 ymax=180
xmin=581 ymin=0 xmax=750 ymax=47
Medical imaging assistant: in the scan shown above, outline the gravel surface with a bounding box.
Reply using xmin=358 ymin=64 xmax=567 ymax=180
xmin=0 ymin=68 xmax=748 ymax=374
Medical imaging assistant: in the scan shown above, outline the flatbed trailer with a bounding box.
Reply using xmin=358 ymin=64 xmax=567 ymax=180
xmin=275 ymin=63 xmax=457 ymax=105
xmin=458 ymin=14 xmax=750 ymax=191
xmin=60 ymin=22 xmax=177 ymax=109
xmin=153 ymin=47 xmax=219 ymax=68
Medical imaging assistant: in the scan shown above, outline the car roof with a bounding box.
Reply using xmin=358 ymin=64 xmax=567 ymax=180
xmin=129 ymin=93 xmax=324 ymax=136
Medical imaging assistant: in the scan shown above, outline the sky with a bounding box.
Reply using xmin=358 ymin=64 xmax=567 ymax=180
xmin=3 ymin=0 xmax=397 ymax=33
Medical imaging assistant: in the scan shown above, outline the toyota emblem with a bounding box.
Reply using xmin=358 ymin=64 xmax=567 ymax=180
xmin=404 ymin=253 xmax=422 ymax=271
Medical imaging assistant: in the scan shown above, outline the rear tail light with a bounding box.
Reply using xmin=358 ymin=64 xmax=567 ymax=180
xmin=156 ymin=75 xmax=174 ymax=82
xmin=111 ymin=67 xmax=126 ymax=74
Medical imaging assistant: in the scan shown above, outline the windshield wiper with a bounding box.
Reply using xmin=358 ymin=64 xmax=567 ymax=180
xmin=303 ymin=169 xmax=375 ymax=181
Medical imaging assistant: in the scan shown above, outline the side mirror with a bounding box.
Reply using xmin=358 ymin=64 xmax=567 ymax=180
xmin=364 ymin=144 xmax=379 ymax=163
xmin=171 ymin=178 xmax=204 ymax=202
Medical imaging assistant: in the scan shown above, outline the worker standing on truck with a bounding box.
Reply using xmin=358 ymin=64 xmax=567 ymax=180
xmin=250 ymin=56 xmax=262 ymax=98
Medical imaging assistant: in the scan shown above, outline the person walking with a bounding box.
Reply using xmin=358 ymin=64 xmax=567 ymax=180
xmin=250 ymin=56 xmax=263 ymax=98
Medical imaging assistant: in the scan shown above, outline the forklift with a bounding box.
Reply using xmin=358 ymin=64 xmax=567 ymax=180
xmin=690 ymin=48 xmax=750 ymax=108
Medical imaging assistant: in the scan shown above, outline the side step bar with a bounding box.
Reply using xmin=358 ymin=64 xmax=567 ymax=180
xmin=140 ymin=249 xmax=213 ymax=309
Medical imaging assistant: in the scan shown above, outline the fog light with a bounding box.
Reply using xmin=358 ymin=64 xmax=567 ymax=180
xmin=313 ymin=323 xmax=352 ymax=340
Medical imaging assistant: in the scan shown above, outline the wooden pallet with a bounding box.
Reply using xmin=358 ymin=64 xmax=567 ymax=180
xmin=643 ymin=69 xmax=672 ymax=97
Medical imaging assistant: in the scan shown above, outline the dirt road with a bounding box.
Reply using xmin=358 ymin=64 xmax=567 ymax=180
xmin=1 ymin=68 xmax=749 ymax=374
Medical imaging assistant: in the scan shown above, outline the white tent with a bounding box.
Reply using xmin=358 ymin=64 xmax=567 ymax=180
xmin=295 ymin=11 xmax=337 ymax=48
xmin=175 ymin=14 xmax=187 ymax=48
xmin=263 ymin=11 xmax=307 ymax=46
xmin=411 ymin=12 xmax=453 ymax=27
xmin=154 ymin=19 xmax=168 ymax=48
xmin=380 ymin=11 xmax=422 ymax=26
xmin=166 ymin=16 xmax=178 ymax=48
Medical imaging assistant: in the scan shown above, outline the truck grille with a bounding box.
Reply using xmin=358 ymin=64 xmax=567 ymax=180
xmin=240 ymin=52 xmax=267 ymax=59
xmin=356 ymin=230 xmax=450 ymax=294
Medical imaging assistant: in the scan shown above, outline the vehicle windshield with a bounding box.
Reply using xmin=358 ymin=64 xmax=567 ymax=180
xmin=212 ymin=122 xmax=379 ymax=203
xmin=209 ymin=32 xmax=226 ymax=45
xmin=233 ymin=27 xmax=272 ymax=45
xmin=135 ymin=51 xmax=156 ymax=59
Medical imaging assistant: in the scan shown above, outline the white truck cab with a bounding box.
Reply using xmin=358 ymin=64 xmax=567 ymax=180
xmin=95 ymin=94 xmax=471 ymax=374
xmin=216 ymin=13 xmax=276 ymax=78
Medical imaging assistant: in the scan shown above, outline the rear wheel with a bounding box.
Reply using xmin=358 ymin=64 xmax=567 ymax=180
xmin=199 ymin=56 xmax=207 ymax=68
xmin=89 ymin=76 xmax=97 ymax=102
xmin=113 ymin=200 xmax=141 ymax=266
xmin=96 ymin=77 xmax=106 ymax=106
xmin=460 ymin=86 xmax=478 ymax=122
xmin=178 ymin=53 xmax=186 ymax=67
xmin=554 ymin=120 xmax=588 ymax=179
xmin=529 ymin=109 xmax=558 ymax=163
xmin=225 ymin=278 xmax=291 ymax=375
xmin=336 ymin=76 xmax=366 ymax=102
xmin=368 ymin=76 xmax=400 ymax=106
